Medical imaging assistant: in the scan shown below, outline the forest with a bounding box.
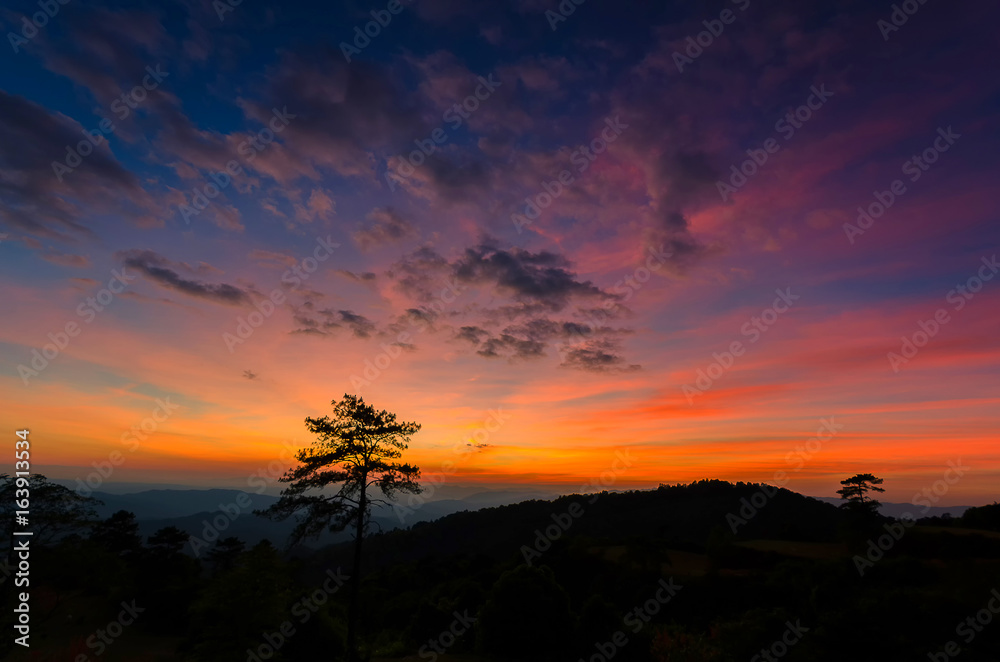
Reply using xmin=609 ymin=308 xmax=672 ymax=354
xmin=2 ymin=474 xmax=1000 ymax=661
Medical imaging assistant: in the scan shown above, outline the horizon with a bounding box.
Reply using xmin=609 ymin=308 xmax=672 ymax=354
xmin=48 ymin=476 xmax=990 ymax=509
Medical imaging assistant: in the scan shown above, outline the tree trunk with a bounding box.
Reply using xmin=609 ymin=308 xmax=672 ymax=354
xmin=347 ymin=476 xmax=366 ymax=662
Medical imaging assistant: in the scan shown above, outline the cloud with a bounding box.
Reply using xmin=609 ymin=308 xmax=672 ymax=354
xmin=239 ymin=50 xmax=429 ymax=183
xmin=0 ymin=91 xmax=159 ymax=240
xmin=290 ymin=308 xmax=378 ymax=338
xmin=336 ymin=270 xmax=378 ymax=283
xmin=461 ymin=316 xmax=635 ymax=369
xmin=118 ymin=291 xmax=192 ymax=310
xmin=42 ymin=251 xmax=92 ymax=268
xmin=353 ymin=207 xmax=417 ymax=251
xmin=293 ymin=188 xmax=337 ymax=224
xmin=379 ymin=239 xmax=642 ymax=369
xmin=560 ymin=338 xmax=640 ymax=373
xmin=387 ymin=245 xmax=452 ymax=301
xmin=385 ymin=240 xmax=620 ymax=314
xmin=477 ymin=334 xmax=546 ymax=361
xmin=117 ymin=249 xmax=249 ymax=305
xmin=249 ymin=249 xmax=298 ymax=268
xmin=336 ymin=309 xmax=377 ymax=338
xmin=36 ymin=6 xmax=172 ymax=110
xmin=455 ymin=325 xmax=490 ymax=344
xmin=452 ymin=241 xmax=617 ymax=312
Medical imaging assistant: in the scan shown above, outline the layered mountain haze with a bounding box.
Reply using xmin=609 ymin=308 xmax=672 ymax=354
xmin=53 ymin=484 xmax=975 ymax=551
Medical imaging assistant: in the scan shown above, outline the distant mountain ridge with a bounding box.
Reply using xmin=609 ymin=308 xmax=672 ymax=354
xmin=81 ymin=486 xmax=554 ymax=549
xmin=75 ymin=485 xmax=978 ymax=552
xmin=83 ymin=485 xmax=976 ymax=521
xmin=84 ymin=487 xmax=555 ymax=519
xmin=811 ymin=496 xmax=972 ymax=518
xmin=89 ymin=488 xmax=280 ymax=520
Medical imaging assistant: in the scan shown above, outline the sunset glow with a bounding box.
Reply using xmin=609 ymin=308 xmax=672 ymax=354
xmin=2 ymin=0 xmax=998 ymax=508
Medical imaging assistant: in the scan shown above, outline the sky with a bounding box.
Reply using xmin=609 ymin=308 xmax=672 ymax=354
xmin=1 ymin=0 xmax=998 ymax=506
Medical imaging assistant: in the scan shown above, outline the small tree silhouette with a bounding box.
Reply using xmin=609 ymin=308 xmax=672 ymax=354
xmin=148 ymin=526 xmax=190 ymax=557
xmin=255 ymin=394 xmax=422 ymax=661
xmin=837 ymin=473 xmax=885 ymax=516
xmin=205 ymin=536 xmax=245 ymax=575
xmin=0 ymin=473 xmax=101 ymax=547
xmin=91 ymin=510 xmax=143 ymax=556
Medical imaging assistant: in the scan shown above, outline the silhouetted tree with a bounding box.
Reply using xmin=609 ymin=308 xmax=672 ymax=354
xmin=961 ymin=502 xmax=1000 ymax=532
xmin=255 ymin=394 xmax=422 ymax=661
xmin=0 ymin=473 xmax=101 ymax=547
xmin=837 ymin=473 xmax=885 ymax=516
xmin=188 ymin=540 xmax=294 ymax=661
xmin=206 ymin=536 xmax=246 ymax=574
xmin=0 ymin=475 xmax=101 ymax=641
xmin=0 ymin=473 xmax=103 ymax=614
xmin=91 ymin=510 xmax=143 ymax=556
xmin=148 ymin=526 xmax=190 ymax=556
xmin=142 ymin=527 xmax=199 ymax=632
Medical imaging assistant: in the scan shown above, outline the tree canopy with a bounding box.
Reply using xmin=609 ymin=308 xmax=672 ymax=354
xmin=836 ymin=473 xmax=885 ymax=515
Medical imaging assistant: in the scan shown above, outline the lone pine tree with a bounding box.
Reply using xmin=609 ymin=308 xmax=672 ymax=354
xmin=255 ymin=394 xmax=422 ymax=661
